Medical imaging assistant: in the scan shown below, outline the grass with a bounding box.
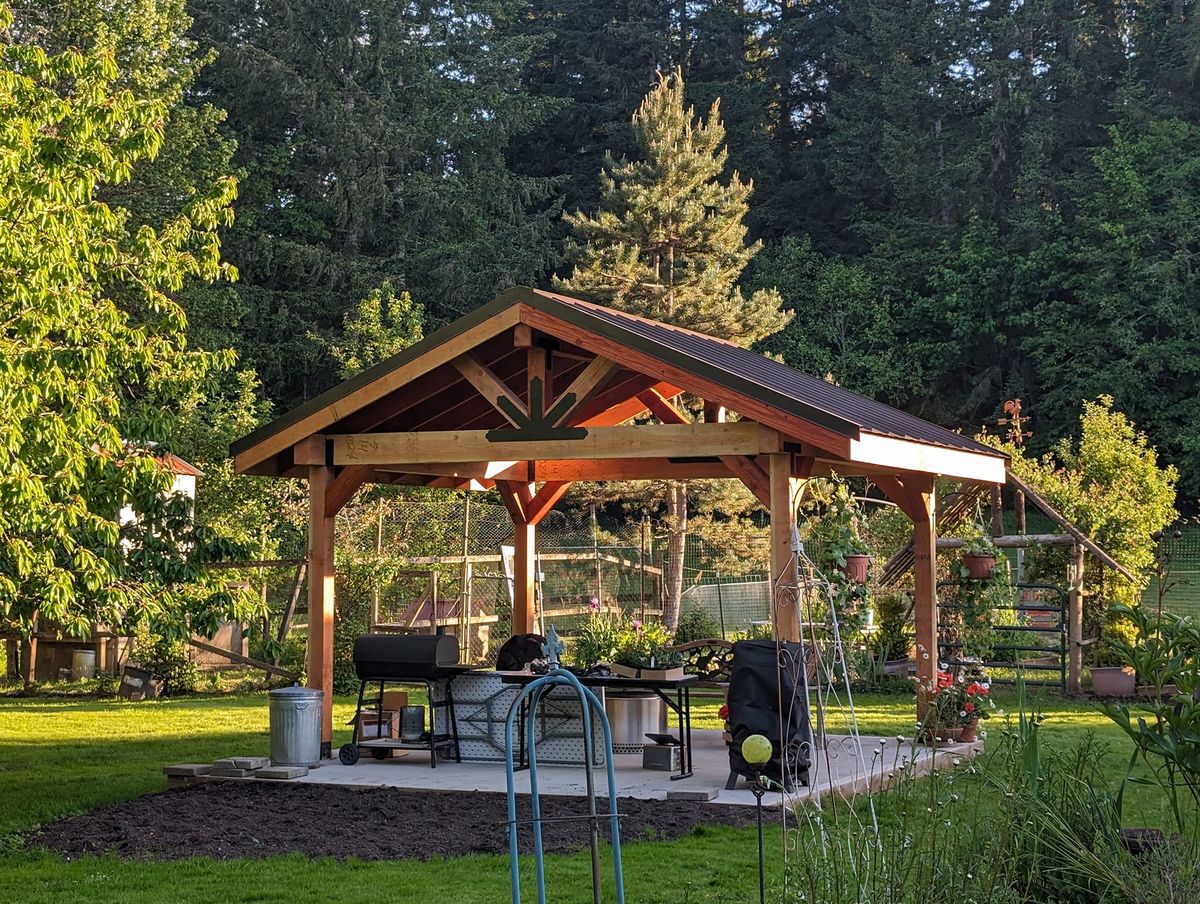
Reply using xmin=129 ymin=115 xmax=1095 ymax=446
xmin=0 ymin=685 xmax=1177 ymax=902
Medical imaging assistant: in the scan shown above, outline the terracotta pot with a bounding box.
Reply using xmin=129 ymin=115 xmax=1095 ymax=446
xmin=962 ymin=553 xmax=997 ymax=580
xmin=920 ymin=724 xmax=962 ymax=744
xmin=959 ymin=719 xmax=979 ymax=743
xmin=843 ymin=554 xmax=871 ymax=584
xmin=1091 ymin=666 xmax=1136 ymax=697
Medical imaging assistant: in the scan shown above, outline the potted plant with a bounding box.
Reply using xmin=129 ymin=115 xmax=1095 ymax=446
xmin=571 ymin=602 xmax=622 ymax=670
xmin=959 ymin=524 xmax=999 ymax=580
xmin=921 ymin=668 xmax=990 ymax=743
xmin=840 ymin=537 xmax=872 ymax=585
xmin=1090 ymin=610 xmax=1138 ymax=697
xmin=817 ymin=481 xmax=873 ymax=585
xmin=871 ymin=592 xmax=912 ymax=677
xmin=610 ymin=619 xmax=685 ymax=680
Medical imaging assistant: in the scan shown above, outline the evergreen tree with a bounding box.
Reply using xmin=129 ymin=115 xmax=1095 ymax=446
xmin=191 ymin=0 xmax=561 ymax=410
xmin=557 ymin=67 xmax=788 ymax=344
xmin=557 ymin=68 xmax=788 ymax=629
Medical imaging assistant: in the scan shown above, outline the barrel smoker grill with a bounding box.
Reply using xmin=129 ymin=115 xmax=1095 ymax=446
xmin=339 ymin=634 xmax=470 ymax=767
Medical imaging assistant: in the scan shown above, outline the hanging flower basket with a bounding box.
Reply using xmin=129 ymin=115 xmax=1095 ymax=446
xmin=842 ymin=554 xmax=871 ymax=584
xmin=962 ymin=553 xmax=997 ymax=580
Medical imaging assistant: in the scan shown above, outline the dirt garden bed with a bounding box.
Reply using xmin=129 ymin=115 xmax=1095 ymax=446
xmin=30 ymin=782 xmax=764 ymax=861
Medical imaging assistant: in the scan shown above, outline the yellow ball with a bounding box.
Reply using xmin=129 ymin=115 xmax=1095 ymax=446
xmin=741 ymin=733 xmax=773 ymax=766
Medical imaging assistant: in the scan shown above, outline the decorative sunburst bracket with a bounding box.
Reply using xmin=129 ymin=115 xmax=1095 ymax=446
xmin=486 ymin=377 xmax=589 ymax=442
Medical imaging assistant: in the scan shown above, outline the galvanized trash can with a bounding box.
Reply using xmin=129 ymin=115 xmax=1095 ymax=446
xmin=71 ymin=649 xmax=97 ymax=679
xmin=269 ymin=685 xmax=323 ymax=767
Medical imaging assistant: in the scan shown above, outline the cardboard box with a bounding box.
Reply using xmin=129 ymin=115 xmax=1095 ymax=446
xmin=377 ymin=691 xmax=409 ymax=711
xmin=355 ymin=709 xmax=400 ymax=739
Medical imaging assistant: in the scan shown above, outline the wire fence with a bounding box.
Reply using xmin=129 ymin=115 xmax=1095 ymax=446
xmin=1143 ymin=523 xmax=1200 ymax=619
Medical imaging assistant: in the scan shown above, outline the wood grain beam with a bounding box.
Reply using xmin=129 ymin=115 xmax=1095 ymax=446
xmin=333 ymin=421 xmax=782 ymax=465
xmin=453 ymin=352 xmax=528 ymax=426
xmin=324 ymin=465 xmax=374 ymax=516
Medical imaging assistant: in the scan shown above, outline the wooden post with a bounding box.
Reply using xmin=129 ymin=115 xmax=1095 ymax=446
xmin=513 ymin=521 xmax=536 ymax=635
xmin=19 ymin=612 xmax=38 ymax=686
xmin=769 ymin=453 xmax=799 ymax=641
xmin=1068 ymin=543 xmax=1084 ymax=695
xmin=911 ymin=479 xmax=938 ymax=717
xmin=990 ymin=485 xmax=1003 ymax=537
xmin=307 ymin=465 xmax=336 ymax=758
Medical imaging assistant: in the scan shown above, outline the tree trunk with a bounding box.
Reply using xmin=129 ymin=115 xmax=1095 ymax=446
xmin=662 ymin=481 xmax=688 ymax=631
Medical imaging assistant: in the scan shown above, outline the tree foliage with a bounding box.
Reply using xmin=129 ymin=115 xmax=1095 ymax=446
xmin=987 ymin=398 xmax=1178 ymax=635
xmin=0 ymin=4 xmax=249 ymax=640
xmin=556 ymin=67 xmax=788 ymax=346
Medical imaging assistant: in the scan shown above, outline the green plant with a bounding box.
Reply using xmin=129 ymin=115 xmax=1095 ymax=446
xmin=133 ymin=631 xmax=199 ymax=695
xmin=673 ymin=603 xmax=723 ymax=643
xmin=612 ymin=618 xmax=683 ymax=670
xmin=960 ymin=521 xmax=999 ymax=558
xmin=1102 ymin=604 xmax=1200 ymax=839
xmin=871 ymin=592 xmax=912 ymax=662
xmin=1092 ymin=607 xmax=1140 ymax=668
xmin=571 ymin=607 xmax=623 ymax=668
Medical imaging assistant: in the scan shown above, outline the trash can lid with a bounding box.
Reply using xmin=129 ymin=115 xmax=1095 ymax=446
xmin=269 ymin=684 xmax=324 ymax=700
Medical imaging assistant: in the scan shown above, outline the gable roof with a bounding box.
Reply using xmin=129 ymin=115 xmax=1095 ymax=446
xmin=231 ymin=286 xmax=1005 ymax=482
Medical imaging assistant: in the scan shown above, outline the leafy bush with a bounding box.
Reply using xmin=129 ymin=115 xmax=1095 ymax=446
xmin=673 ymin=603 xmax=723 ymax=643
xmin=133 ymin=632 xmax=199 ymax=695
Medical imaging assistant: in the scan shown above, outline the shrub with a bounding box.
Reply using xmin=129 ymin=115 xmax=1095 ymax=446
xmin=673 ymin=603 xmax=723 ymax=643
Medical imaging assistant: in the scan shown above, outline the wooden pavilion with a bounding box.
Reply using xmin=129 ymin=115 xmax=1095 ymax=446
xmin=231 ymin=287 xmax=1008 ymax=753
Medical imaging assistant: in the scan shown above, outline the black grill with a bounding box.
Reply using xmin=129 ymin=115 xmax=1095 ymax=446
xmin=353 ymin=633 xmax=461 ymax=680
xmin=340 ymin=634 xmax=468 ymax=768
xmin=725 ymin=640 xmax=812 ymax=791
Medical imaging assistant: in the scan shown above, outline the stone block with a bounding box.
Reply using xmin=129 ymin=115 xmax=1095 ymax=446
xmin=212 ymin=756 xmax=270 ymax=772
xmin=163 ymin=764 xmax=212 ymax=777
xmin=666 ymin=787 xmax=720 ymax=801
xmin=210 ymin=767 xmax=256 ymax=778
xmin=257 ymin=765 xmax=308 ymax=780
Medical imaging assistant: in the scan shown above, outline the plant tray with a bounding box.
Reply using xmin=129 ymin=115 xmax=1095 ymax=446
xmin=610 ymin=664 xmax=685 ymax=681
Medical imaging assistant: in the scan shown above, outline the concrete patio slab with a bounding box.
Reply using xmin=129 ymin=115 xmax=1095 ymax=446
xmin=264 ymin=730 xmax=979 ymax=808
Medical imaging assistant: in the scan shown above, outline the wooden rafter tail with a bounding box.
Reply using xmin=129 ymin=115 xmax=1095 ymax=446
xmin=1006 ymin=471 xmax=1134 ymax=581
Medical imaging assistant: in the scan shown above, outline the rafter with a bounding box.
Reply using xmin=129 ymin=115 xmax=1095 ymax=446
xmin=452 ymin=352 xmax=527 ymax=427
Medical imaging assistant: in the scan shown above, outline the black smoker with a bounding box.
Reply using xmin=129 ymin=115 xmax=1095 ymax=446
xmin=339 ymin=633 xmax=470 ymax=767
xmin=725 ymin=639 xmax=812 ymax=791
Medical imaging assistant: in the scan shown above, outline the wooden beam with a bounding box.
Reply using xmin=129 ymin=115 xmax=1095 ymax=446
xmin=769 ymin=453 xmax=799 ymax=642
xmin=905 ymin=477 xmax=938 ymax=719
xmin=377 ymin=458 xmax=736 ymax=482
xmin=525 ymin=481 xmax=572 ymax=525
xmin=848 ymin=432 xmax=1007 ymax=484
xmin=527 ymin=347 xmax=548 ymax=416
xmin=935 ymin=534 xmax=1078 ymax=549
xmin=496 ymin=480 xmax=531 ymax=523
xmin=188 ymin=638 xmax=299 ymax=681
xmin=292 ymin=435 xmax=327 ymax=466
xmin=452 ymin=353 xmax=527 ymax=427
xmin=332 ymin=421 xmax=782 ymax=465
xmin=1068 ymin=543 xmax=1084 ymax=695
xmin=324 ymin=465 xmax=373 ymax=516
xmin=520 ymin=304 xmax=856 ymax=456
xmin=551 ymin=356 xmax=620 ymax=425
xmin=307 ymin=465 xmax=336 ymax=756
xmin=723 ymin=455 xmax=772 ymax=508
xmin=1006 ymin=471 xmax=1134 ymax=581
xmin=234 ymin=304 xmax=522 ymax=473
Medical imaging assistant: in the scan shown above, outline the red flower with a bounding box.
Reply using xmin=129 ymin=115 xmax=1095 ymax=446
xmin=964 ymin=702 xmax=974 ymax=713
xmin=718 ymin=704 xmax=729 ymax=721
xmin=936 ymin=671 xmax=954 ymax=689
xmin=966 ymin=682 xmax=988 ymax=696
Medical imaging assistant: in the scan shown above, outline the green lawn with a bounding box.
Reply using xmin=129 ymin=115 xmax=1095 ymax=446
xmin=0 ymin=688 xmax=1171 ymax=903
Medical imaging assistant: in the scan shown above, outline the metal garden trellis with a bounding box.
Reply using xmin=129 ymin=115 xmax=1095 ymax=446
xmin=503 ymin=627 xmax=624 ymax=904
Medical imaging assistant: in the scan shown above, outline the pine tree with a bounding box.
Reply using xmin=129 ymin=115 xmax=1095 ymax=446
xmin=557 ymin=68 xmax=788 ymax=630
xmin=556 ymin=67 xmax=788 ymax=345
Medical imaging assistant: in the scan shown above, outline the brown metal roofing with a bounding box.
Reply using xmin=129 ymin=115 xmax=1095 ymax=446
xmin=522 ymin=289 xmax=1003 ymax=458
xmin=231 ymin=285 xmax=1004 ymax=462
